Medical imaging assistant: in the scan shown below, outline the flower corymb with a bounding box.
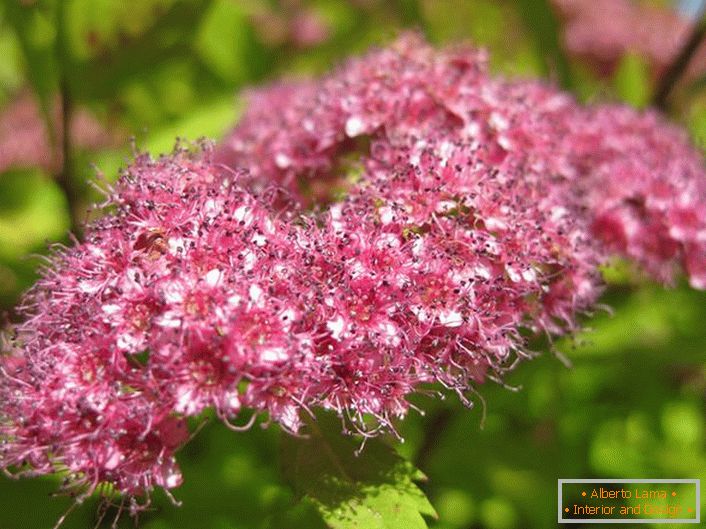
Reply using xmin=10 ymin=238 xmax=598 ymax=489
xmin=2 ymin=35 xmax=705 ymax=502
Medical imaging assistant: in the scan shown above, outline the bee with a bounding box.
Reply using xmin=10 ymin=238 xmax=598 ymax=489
xmin=133 ymin=228 xmax=168 ymax=259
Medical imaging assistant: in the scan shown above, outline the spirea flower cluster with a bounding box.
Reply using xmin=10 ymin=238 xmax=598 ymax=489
xmin=2 ymin=36 xmax=705 ymax=502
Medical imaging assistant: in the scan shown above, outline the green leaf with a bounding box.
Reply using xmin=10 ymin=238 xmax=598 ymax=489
xmin=515 ymin=0 xmax=573 ymax=89
xmin=0 ymin=19 xmax=24 ymax=104
xmin=613 ymin=53 xmax=650 ymax=108
xmin=0 ymin=168 xmax=69 ymax=308
xmin=685 ymin=72 xmax=706 ymax=98
xmin=142 ymin=95 xmax=243 ymax=153
xmin=194 ymin=0 xmax=257 ymax=84
xmin=66 ymin=0 xmax=213 ymax=102
xmin=394 ymin=0 xmax=427 ymax=32
xmin=3 ymin=0 xmax=59 ymax=138
xmin=0 ymin=169 xmax=69 ymax=260
xmin=282 ymin=413 xmax=436 ymax=529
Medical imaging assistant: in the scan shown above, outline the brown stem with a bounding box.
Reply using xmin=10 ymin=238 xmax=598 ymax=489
xmin=56 ymin=84 xmax=82 ymax=238
xmin=653 ymin=10 xmax=706 ymax=110
xmin=55 ymin=1 xmax=82 ymax=239
xmin=414 ymin=407 xmax=453 ymax=471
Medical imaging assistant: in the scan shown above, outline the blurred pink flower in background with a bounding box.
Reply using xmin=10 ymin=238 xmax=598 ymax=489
xmin=0 ymin=93 xmax=118 ymax=172
xmin=249 ymin=0 xmax=330 ymax=49
xmin=0 ymin=92 xmax=117 ymax=174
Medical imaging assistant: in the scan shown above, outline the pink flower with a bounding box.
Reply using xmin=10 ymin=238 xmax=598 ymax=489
xmin=218 ymin=34 xmax=706 ymax=289
xmin=2 ymin=35 xmax=705 ymax=503
xmin=249 ymin=2 xmax=331 ymax=50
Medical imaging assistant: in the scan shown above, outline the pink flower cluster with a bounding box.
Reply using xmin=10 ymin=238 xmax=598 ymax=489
xmin=217 ymin=35 xmax=706 ymax=289
xmin=2 ymin=36 xmax=705 ymax=501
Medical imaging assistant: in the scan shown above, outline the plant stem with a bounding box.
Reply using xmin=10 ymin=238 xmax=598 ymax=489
xmin=414 ymin=407 xmax=453 ymax=471
xmin=55 ymin=0 xmax=81 ymax=238
xmin=653 ymin=10 xmax=706 ymax=110
xmin=57 ymin=82 xmax=81 ymax=237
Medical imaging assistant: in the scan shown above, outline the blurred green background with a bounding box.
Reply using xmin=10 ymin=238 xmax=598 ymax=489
xmin=0 ymin=0 xmax=705 ymax=528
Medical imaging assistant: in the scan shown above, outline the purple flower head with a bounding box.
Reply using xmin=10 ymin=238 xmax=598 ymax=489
xmin=2 ymin=35 xmax=705 ymax=504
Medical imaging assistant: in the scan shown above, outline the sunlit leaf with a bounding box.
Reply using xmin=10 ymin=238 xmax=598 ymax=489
xmin=282 ymin=413 xmax=436 ymax=529
xmin=67 ymin=0 xmax=213 ymax=102
xmin=194 ymin=0 xmax=258 ymax=84
xmin=0 ymin=169 xmax=69 ymax=260
xmin=515 ymin=0 xmax=573 ymax=89
xmin=3 ymin=0 xmax=59 ymax=135
xmin=142 ymin=95 xmax=242 ymax=153
xmin=613 ymin=53 xmax=651 ymax=108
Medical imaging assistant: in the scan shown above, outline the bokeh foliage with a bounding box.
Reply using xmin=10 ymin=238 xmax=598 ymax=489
xmin=0 ymin=1 xmax=704 ymax=528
